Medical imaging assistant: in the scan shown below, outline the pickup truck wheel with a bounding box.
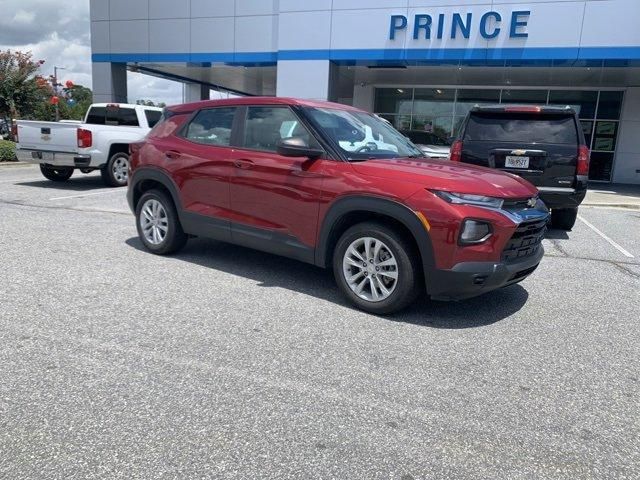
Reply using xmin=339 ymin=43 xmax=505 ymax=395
xmin=135 ymin=189 xmax=187 ymax=255
xmin=40 ymin=164 xmax=73 ymax=182
xmin=551 ymin=207 xmax=578 ymax=231
xmin=101 ymin=152 xmax=129 ymax=187
xmin=333 ymin=222 xmax=421 ymax=315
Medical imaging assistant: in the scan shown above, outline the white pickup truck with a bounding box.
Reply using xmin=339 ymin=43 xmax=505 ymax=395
xmin=15 ymin=103 xmax=162 ymax=186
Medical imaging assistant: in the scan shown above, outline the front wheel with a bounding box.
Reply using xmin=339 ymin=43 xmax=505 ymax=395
xmin=135 ymin=189 xmax=187 ymax=255
xmin=551 ymin=207 xmax=578 ymax=231
xmin=40 ymin=164 xmax=73 ymax=182
xmin=101 ymin=152 xmax=129 ymax=187
xmin=333 ymin=222 xmax=421 ymax=315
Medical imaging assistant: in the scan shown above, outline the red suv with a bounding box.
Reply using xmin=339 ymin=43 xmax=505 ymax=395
xmin=128 ymin=97 xmax=549 ymax=314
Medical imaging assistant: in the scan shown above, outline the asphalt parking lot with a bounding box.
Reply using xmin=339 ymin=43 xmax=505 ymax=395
xmin=1 ymin=165 xmax=638 ymax=479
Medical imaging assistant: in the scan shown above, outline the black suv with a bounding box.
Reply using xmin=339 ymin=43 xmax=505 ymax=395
xmin=450 ymin=105 xmax=589 ymax=230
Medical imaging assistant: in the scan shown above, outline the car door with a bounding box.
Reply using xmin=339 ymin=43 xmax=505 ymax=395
xmin=168 ymin=106 xmax=239 ymax=239
xmin=228 ymin=105 xmax=326 ymax=262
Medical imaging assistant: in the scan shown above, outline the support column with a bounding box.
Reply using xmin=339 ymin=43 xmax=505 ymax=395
xmin=613 ymin=87 xmax=640 ymax=184
xmin=184 ymin=83 xmax=210 ymax=103
xmin=91 ymin=62 xmax=127 ymax=103
xmin=276 ymin=60 xmax=332 ymax=100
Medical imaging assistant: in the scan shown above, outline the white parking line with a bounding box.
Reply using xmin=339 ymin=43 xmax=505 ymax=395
xmin=49 ymin=190 xmax=123 ymax=201
xmin=578 ymin=215 xmax=634 ymax=258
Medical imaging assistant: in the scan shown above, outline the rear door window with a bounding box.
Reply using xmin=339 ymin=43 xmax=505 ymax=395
xmin=85 ymin=107 xmax=106 ymax=125
xmin=102 ymin=106 xmax=139 ymax=127
xmin=464 ymin=113 xmax=578 ymax=144
xmin=144 ymin=110 xmax=162 ymax=128
xmin=184 ymin=107 xmax=236 ymax=146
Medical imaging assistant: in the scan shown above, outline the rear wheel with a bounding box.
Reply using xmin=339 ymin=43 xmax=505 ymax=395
xmin=101 ymin=152 xmax=129 ymax=187
xmin=40 ymin=164 xmax=73 ymax=182
xmin=551 ymin=207 xmax=578 ymax=231
xmin=135 ymin=189 xmax=187 ymax=255
xmin=333 ymin=222 xmax=421 ymax=315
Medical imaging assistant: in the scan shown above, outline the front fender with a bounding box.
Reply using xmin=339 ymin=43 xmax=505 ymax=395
xmin=316 ymin=195 xmax=436 ymax=289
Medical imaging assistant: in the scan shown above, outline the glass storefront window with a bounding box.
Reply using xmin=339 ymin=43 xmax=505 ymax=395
xmin=378 ymin=114 xmax=412 ymax=131
xmin=411 ymin=115 xmax=453 ymax=139
xmin=597 ymin=91 xmax=624 ymax=119
xmin=455 ymin=89 xmax=500 ymax=116
xmin=374 ymin=88 xmax=413 ymax=115
xmin=589 ymin=152 xmax=615 ymax=181
xmin=549 ymin=90 xmax=597 ymax=119
xmin=501 ymin=89 xmax=548 ymax=104
xmin=373 ymin=87 xmax=625 ymax=182
xmin=593 ymin=121 xmax=618 ymax=151
xmin=411 ymin=88 xmax=454 ymax=138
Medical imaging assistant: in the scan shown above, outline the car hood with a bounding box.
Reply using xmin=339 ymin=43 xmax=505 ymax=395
xmin=417 ymin=144 xmax=450 ymax=155
xmin=351 ymin=157 xmax=538 ymax=198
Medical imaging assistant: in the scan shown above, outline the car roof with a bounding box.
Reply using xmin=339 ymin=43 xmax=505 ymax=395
xmin=167 ymin=96 xmax=364 ymax=114
xmin=470 ymin=104 xmax=577 ymax=115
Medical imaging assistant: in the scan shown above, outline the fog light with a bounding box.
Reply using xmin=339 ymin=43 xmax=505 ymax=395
xmin=459 ymin=220 xmax=492 ymax=245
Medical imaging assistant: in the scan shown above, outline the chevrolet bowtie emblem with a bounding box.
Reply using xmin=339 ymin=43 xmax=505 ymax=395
xmin=511 ymin=149 xmax=527 ymax=155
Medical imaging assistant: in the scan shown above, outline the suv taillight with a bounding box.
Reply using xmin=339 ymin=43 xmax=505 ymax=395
xmin=11 ymin=123 xmax=18 ymax=142
xmin=77 ymin=128 xmax=92 ymax=148
xmin=449 ymin=140 xmax=463 ymax=162
xmin=577 ymin=145 xmax=590 ymax=176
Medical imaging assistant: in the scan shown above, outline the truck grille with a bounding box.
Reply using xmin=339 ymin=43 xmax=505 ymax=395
xmin=502 ymin=219 xmax=547 ymax=262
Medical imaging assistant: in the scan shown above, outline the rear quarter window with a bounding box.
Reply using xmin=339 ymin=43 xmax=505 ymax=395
xmin=464 ymin=113 xmax=578 ymax=144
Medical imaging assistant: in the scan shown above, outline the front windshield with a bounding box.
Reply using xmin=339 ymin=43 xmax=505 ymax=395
xmin=304 ymin=107 xmax=424 ymax=161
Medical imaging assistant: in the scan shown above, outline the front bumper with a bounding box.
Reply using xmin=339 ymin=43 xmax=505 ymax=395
xmin=16 ymin=149 xmax=91 ymax=168
xmin=428 ymin=245 xmax=544 ymax=301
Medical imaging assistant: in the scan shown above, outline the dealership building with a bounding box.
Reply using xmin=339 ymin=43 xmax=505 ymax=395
xmin=90 ymin=0 xmax=640 ymax=184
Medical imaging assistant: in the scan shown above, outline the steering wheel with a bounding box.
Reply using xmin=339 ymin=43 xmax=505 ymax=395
xmin=355 ymin=142 xmax=378 ymax=153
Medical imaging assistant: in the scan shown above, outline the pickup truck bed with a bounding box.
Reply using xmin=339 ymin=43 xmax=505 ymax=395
xmin=15 ymin=103 xmax=162 ymax=187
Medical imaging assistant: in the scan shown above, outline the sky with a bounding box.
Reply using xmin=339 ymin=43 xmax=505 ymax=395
xmin=0 ymin=0 xmax=184 ymax=105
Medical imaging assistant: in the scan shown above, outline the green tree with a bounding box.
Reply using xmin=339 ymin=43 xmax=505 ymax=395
xmin=0 ymin=50 xmax=47 ymax=125
xmin=136 ymin=99 xmax=166 ymax=108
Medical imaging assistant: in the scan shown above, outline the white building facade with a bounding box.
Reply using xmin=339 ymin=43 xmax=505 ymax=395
xmin=90 ymin=0 xmax=640 ymax=184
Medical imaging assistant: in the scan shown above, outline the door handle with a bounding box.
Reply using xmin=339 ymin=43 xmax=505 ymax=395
xmin=234 ymin=159 xmax=254 ymax=169
xmin=165 ymin=150 xmax=181 ymax=160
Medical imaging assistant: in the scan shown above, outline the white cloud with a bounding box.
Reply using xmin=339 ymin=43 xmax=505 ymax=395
xmin=0 ymin=0 xmax=185 ymax=108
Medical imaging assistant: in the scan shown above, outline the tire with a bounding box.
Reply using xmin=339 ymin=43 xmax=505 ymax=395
xmin=332 ymin=221 xmax=422 ymax=315
xmin=551 ymin=207 xmax=578 ymax=231
xmin=135 ymin=189 xmax=187 ymax=255
xmin=40 ymin=164 xmax=73 ymax=182
xmin=101 ymin=152 xmax=129 ymax=187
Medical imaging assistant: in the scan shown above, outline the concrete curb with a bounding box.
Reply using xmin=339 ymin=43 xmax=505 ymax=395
xmin=582 ymin=203 xmax=640 ymax=210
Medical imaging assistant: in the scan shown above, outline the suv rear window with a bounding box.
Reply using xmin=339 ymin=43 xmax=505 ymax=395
xmin=464 ymin=113 xmax=578 ymax=144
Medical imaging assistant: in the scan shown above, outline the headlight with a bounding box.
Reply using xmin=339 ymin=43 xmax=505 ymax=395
xmin=432 ymin=190 xmax=504 ymax=209
xmin=459 ymin=219 xmax=492 ymax=244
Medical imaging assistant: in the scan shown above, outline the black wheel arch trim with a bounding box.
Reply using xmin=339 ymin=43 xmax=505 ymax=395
xmin=128 ymin=167 xmax=183 ymax=213
xmin=316 ymin=195 xmax=436 ymax=289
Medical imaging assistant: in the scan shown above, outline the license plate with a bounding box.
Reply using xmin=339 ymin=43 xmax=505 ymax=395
xmin=505 ymin=155 xmax=529 ymax=168
xmin=42 ymin=152 xmax=54 ymax=161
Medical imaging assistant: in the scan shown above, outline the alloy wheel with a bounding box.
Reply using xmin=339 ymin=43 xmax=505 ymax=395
xmin=342 ymin=236 xmax=398 ymax=302
xmin=140 ymin=199 xmax=168 ymax=245
xmin=112 ymin=156 xmax=129 ymax=184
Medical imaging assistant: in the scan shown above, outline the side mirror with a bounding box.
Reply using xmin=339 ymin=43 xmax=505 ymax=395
xmin=277 ymin=137 xmax=324 ymax=159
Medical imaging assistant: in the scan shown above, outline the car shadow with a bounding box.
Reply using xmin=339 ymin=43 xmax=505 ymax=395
xmin=17 ymin=174 xmax=108 ymax=192
xmin=125 ymin=236 xmax=529 ymax=329
xmin=544 ymin=228 xmax=570 ymax=240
